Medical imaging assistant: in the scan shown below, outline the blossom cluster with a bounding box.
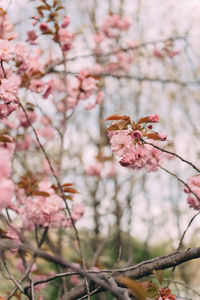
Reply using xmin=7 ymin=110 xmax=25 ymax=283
xmin=106 ymin=114 xmax=167 ymax=172
xmin=14 ymin=180 xmax=84 ymax=230
xmin=0 ymin=137 xmax=15 ymax=211
xmin=184 ymin=175 xmax=200 ymax=210
xmin=92 ymin=14 xmax=135 ymax=73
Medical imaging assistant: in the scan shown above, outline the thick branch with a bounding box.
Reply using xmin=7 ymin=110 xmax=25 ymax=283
xmin=1 ymin=240 xmax=200 ymax=299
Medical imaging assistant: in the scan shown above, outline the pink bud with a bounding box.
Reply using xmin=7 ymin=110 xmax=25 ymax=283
xmin=158 ymin=132 xmax=167 ymax=141
xmin=148 ymin=114 xmax=159 ymax=122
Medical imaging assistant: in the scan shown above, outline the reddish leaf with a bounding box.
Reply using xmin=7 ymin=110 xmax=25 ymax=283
xmin=106 ymin=120 xmax=130 ymax=131
xmin=62 ymin=183 xmax=74 ymax=187
xmin=63 ymin=187 xmax=79 ymax=194
xmin=32 ymin=191 xmax=50 ymax=197
xmin=105 ymin=114 xmax=129 ymax=121
xmin=145 ymin=132 xmax=161 ymax=140
xmin=55 ymin=6 xmax=64 ymax=11
xmin=37 ymin=5 xmax=50 ymax=11
xmin=106 ymin=124 xmax=120 ymax=131
xmin=53 ymin=0 xmax=58 ymax=7
xmin=137 ymin=116 xmax=150 ymax=124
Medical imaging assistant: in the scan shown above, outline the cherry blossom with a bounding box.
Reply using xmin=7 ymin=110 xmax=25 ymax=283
xmin=0 ymin=39 xmax=14 ymax=61
xmin=0 ymin=74 xmax=20 ymax=103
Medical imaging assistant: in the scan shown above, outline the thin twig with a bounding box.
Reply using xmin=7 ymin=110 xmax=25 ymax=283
xmin=143 ymin=140 xmax=200 ymax=173
xmin=159 ymin=165 xmax=200 ymax=202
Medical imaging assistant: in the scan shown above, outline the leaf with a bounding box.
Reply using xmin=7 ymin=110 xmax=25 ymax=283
xmin=116 ymin=120 xmax=130 ymax=130
xmin=153 ymin=270 xmax=164 ymax=285
xmin=32 ymin=191 xmax=50 ymax=197
xmin=63 ymin=187 xmax=79 ymax=194
xmin=106 ymin=120 xmax=129 ymax=131
xmin=37 ymin=5 xmax=50 ymax=11
xmin=137 ymin=116 xmax=150 ymax=124
xmin=0 ymin=135 xmax=12 ymax=143
xmin=145 ymin=132 xmax=161 ymax=140
xmin=37 ymin=7 xmax=44 ymax=17
xmin=53 ymin=0 xmax=58 ymax=7
xmin=147 ymin=286 xmax=159 ymax=298
xmin=62 ymin=183 xmax=74 ymax=187
xmin=106 ymin=124 xmax=121 ymax=131
xmin=118 ymin=276 xmax=147 ymax=300
xmin=105 ymin=114 xmax=130 ymax=121
xmin=0 ymin=228 xmax=8 ymax=239
xmin=65 ymin=195 xmax=73 ymax=201
xmin=55 ymin=6 xmax=64 ymax=11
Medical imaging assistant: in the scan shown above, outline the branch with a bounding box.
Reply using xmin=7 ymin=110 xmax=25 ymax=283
xmin=142 ymin=140 xmax=200 ymax=173
xmin=63 ymin=36 xmax=186 ymax=62
xmin=2 ymin=240 xmax=200 ymax=299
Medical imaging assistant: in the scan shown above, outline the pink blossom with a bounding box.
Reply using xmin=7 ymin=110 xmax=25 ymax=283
xmin=30 ymin=79 xmax=45 ymax=93
xmin=71 ymin=203 xmax=84 ymax=222
xmin=61 ymin=16 xmax=70 ymax=28
xmin=106 ymin=163 xmax=116 ymax=178
xmin=40 ymin=22 xmax=49 ymax=32
xmin=0 ymin=179 xmax=14 ymax=210
xmin=84 ymin=102 xmax=97 ymax=110
xmin=0 ymin=12 xmax=16 ymax=40
xmin=15 ymin=43 xmax=30 ymax=63
xmin=37 ymin=126 xmax=55 ymax=140
xmin=153 ymin=47 xmax=164 ymax=58
xmin=145 ymin=144 xmax=163 ymax=172
xmin=184 ymin=175 xmax=200 ymax=210
xmin=43 ymin=79 xmax=54 ymax=98
xmin=29 ymin=52 xmax=45 ymax=74
xmin=120 ymin=145 xmax=148 ymax=170
xmin=167 ymin=50 xmax=180 ymax=58
xmin=58 ymin=28 xmax=74 ymax=51
xmin=6 ymin=227 xmax=20 ymax=244
xmin=187 ymin=195 xmax=200 ymax=210
xmin=0 ymin=149 xmax=13 ymax=178
xmin=148 ymin=114 xmax=159 ymax=122
xmin=93 ymin=32 xmax=104 ymax=44
xmin=85 ymin=162 xmax=102 ymax=176
xmin=0 ymin=65 xmax=12 ymax=79
xmin=42 ymin=159 xmax=59 ymax=176
xmin=81 ymin=77 xmax=97 ymax=93
xmin=118 ymin=17 xmax=132 ymax=30
xmin=18 ymin=110 xmax=37 ymax=128
xmin=70 ymin=274 xmax=82 ymax=286
xmin=110 ymin=130 xmax=133 ymax=157
xmin=40 ymin=115 xmax=51 ymax=126
xmin=26 ymin=30 xmax=38 ymax=44
xmin=42 ymin=194 xmax=64 ymax=215
xmin=158 ymin=132 xmax=167 ymax=141
xmin=16 ymin=135 xmax=31 ymax=151
xmin=132 ymin=130 xmax=142 ymax=140
xmin=2 ymin=118 xmax=18 ymax=128
xmin=0 ymin=103 xmax=18 ymax=118
xmin=38 ymin=180 xmax=54 ymax=195
xmin=0 ymin=74 xmax=20 ymax=103
xmin=127 ymin=40 xmax=137 ymax=49
xmin=96 ymin=91 xmax=103 ymax=104
xmin=0 ymin=39 xmax=14 ymax=61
